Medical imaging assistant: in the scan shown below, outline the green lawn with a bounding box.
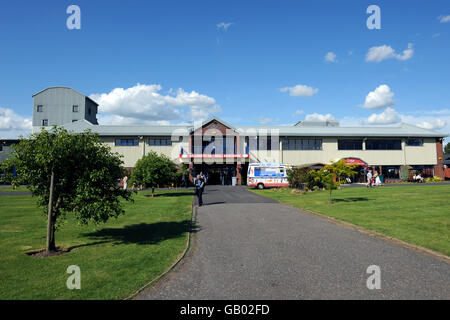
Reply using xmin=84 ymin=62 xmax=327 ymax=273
xmin=0 ymin=190 xmax=193 ymax=299
xmin=251 ymin=185 xmax=450 ymax=256
xmin=0 ymin=186 xmax=30 ymax=192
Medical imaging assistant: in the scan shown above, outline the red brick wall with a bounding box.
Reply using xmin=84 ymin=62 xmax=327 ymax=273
xmin=434 ymin=139 xmax=445 ymax=179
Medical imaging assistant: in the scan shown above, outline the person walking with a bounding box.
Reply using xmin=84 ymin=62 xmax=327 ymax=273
xmin=366 ymin=170 xmax=372 ymax=188
xmin=375 ymin=171 xmax=382 ymax=186
xmin=195 ymin=174 xmax=205 ymax=206
xmin=200 ymin=171 xmax=207 ymax=192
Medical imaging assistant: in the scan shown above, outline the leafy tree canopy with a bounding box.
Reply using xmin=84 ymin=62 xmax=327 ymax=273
xmin=1 ymin=127 xmax=133 ymax=251
xmin=444 ymin=142 xmax=450 ymax=155
xmin=310 ymin=160 xmax=358 ymax=203
xmin=130 ymin=151 xmax=178 ymax=195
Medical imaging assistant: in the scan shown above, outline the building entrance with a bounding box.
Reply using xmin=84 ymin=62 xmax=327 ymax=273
xmin=194 ymin=164 xmax=237 ymax=185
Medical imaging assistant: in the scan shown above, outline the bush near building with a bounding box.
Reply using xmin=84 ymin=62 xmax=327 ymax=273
xmin=130 ymin=151 xmax=178 ymax=196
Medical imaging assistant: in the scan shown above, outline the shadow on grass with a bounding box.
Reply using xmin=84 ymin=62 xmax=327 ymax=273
xmin=332 ymin=197 xmax=370 ymax=203
xmin=82 ymin=220 xmax=200 ymax=246
xmin=144 ymin=192 xmax=194 ymax=198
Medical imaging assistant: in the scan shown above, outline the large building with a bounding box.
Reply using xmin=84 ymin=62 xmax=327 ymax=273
xmin=32 ymin=87 xmax=448 ymax=184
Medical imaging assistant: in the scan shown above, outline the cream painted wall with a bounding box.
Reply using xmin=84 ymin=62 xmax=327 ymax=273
xmin=102 ymin=137 xmax=188 ymax=167
xmin=102 ymin=137 xmax=144 ymax=168
xmin=281 ymin=137 xmax=437 ymax=166
xmin=101 ymin=136 xmax=438 ymax=168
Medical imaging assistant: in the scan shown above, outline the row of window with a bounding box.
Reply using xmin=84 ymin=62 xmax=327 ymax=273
xmin=113 ymin=138 xmax=425 ymax=149
xmin=282 ymin=139 xmax=323 ymax=150
xmin=37 ymin=105 xmax=79 ymax=112
xmin=36 ymin=105 xmax=91 ymax=115
xmin=338 ymin=139 xmax=423 ymax=150
xmin=115 ymin=138 xmax=173 ymax=146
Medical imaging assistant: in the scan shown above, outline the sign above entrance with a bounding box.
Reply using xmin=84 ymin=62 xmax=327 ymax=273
xmin=342 ymin=158 xmax=368 ymax=166
xmin=180 ymin=154 xmax=250 ymax=159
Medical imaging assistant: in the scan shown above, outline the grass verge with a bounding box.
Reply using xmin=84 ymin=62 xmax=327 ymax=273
xmin=0 ymin=190 xmax=193 ymax=299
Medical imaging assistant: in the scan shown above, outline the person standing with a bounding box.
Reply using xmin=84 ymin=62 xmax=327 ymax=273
xmin=195 ymin=174 xmax=205 ymax=206
xmin=123 ymin=175 xmax=128 ymax=190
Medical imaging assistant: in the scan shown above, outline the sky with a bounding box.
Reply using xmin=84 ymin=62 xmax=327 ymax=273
xmin=0 ymin=0 xmax=449 ymax=143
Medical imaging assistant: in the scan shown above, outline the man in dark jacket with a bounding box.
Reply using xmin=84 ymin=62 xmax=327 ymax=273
xmin=194 ymin=174 xmax=205 ymax=206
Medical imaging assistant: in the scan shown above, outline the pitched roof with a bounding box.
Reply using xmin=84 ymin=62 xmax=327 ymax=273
xmin=53 ymin=119 xmax=447 ymax=138
xmin=191 ymin=116 xmax=237 ymax=132
xmin=32 ymin=87 xmax=99 ymax=106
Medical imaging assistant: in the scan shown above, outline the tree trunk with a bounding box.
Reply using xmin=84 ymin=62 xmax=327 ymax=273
xmin=152 ymin=187 xmax=155 ymax=197
xmin=46 ymin=170 xmax=56 ymax=252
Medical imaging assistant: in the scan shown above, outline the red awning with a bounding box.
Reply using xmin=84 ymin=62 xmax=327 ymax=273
xmin=342 ymin=158 xmax=368 ymax=166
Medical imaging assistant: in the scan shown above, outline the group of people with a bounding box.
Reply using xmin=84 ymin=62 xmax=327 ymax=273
xmin=194 ymin=171 xmax=207 ymax=206
xmin=412 ymin=173 xmax=424 ymax=182
xmin=366 ymin=170 xmax=382 ymax=187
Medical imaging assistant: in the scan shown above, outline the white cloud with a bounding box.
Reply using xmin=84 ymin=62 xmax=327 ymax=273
xmin=367 ymin=107 xmax=401 ymax=125
xmin=365 ymin=43 xmax=414 ymax=62
xmin=438 ymin=15 xmax=450 ymax=23
xmin=280 ymin=84 xmax=318 ymax=97
xmin=396 ymin=43 xmax=414 ymax=61
xmin=416 ymin=119 xmax=446 ymax=130
xmin=292 ymin=109 xmax=304 ymax=117
xmin=0 ymin=106 xmax=32 ymax=137
xmin=305 ymin=113 xmax=336 ymax=122
xmin=324 ymin=52 xmax=337 ymax=63
xmin=401 ymin=115 xmax=447 ymax=130
xmin=216 ymin=22 xmax=233 ymax=31
xmin=90 ymin=84 xmax=221 ymax=125
xmin=362 ymin=84 xmax=395 ymax=109
xmin=258 ymin=116 xmax=279 ymax=125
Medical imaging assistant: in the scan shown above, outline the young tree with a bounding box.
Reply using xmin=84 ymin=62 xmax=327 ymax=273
xmin=131 ymin=151 xmax=178 ymax=196
xmin=311 ymin=160 xmax=358 ymax=203
xmin=1 ymin=127 xmax=133 ymax=253
xmin=444 ymin=142 xmax=450 ymax=155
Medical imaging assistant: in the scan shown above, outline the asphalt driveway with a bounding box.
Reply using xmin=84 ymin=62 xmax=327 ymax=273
xmin=138 ymin=185 xmax=450 ymax=299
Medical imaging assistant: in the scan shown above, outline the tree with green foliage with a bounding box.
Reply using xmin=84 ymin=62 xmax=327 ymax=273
xmin=1 ymin=127 xmax=133 ymax=253
xmin=130 ymin=151 xmax=178 ymax=196
xmin=287 ymin=167 xmax=316 ymax=190
xmin=444 ymin=142 xmax=450 ymax=155
xmin=310 ymin=160 xmax=358 ymax=203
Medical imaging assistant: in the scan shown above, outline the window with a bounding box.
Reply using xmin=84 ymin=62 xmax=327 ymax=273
xmin=282 ymin=138 xmax=322 ymax=150
xmin=37 ymin=105 xmax=43 ymax=112
xmin=366 ymin=139 xmax=401 ymax=150
xmin=88 ymin=108 xmax=91 ymax=115
xmin=338 ymin=139 xmax=363 ymax=150
xmin=405 ymin=139 xmax=423 ymax=146
xmin=249 ymin=137 xmax=276 ymax=150
xmin=72 ymin=105 xmax=79 ymax=112
xmin=42 ymin=119 xmax=48 ymax=126
xmin=72 ymin=120 xmax=77 ymax=122
xmin=148 ymin=138 xmax=172 ymax=146
xmin=115 ymin=139 xmax=139 ymax=146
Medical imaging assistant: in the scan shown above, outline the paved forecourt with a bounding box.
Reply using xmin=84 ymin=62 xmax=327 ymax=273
xmin=138 ymin=185 xmax=450 ymax=299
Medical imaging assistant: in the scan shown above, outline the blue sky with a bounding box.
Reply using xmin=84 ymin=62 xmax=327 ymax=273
xmin=0 ymin=0 xmax=449 ymax=140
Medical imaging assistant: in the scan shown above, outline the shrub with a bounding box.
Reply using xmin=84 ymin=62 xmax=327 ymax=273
xmin=287 ymin=168 xmax=315 ymax=190
xmin=426 ymin=176 xmax=443 ymax=183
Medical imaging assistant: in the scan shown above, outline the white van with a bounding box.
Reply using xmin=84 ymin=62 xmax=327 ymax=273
xmin=247 ymin=163 xmax=291 ymax=189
